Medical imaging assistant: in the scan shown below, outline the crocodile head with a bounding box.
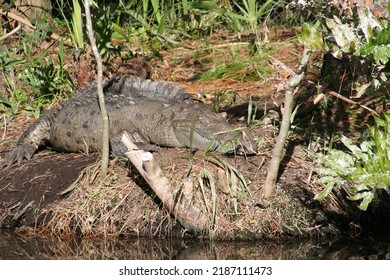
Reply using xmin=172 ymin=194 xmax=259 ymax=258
xmin=172 ymin=113 xmax=258 ymax=155
xmin=214 ymin=131 xmax=258 ymax=155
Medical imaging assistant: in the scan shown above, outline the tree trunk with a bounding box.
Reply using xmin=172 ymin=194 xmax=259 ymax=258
xmin=261 ymin=48 xmax=312 ymax=200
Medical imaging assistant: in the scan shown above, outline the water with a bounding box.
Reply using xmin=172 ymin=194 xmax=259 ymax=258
xmin=0 ymin=229 xmax=389 ymax=260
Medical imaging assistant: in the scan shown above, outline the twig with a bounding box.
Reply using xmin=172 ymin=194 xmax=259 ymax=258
xmin=0 ymin=21 xmax=21 ymax=41
xmin=327 ymin=90 xmax=380 ymax=117
xmin=268 ymin=54 xmax=296 ymax=75
xmin=0 ymin=8 xmax=61 ymax=41
xmin=309 ymin=81 xmax=380 ymax=117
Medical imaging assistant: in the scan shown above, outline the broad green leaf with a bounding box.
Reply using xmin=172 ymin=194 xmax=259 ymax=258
xmin=315 ymin=182 xmax=335 ymax=201
xmin=358 ymin=192 xmax=374 ymax=211
xmin=72 ymin=0 xmax=84 ymax=49
xmin=340 ymin=134 xmax=365 ymax=159
xmin=358 ymin=8 xmax=381 ymax=41
xmin=349 ymin=183 xmax=370 ymax=192
xmin=326 ymin=17 xmax=359 ymax=53
xmin=348 ymin=191 xmax=371 ymax=201
xmin=372 ymin=45 xmax=390 ymax=65
xmin=111 ymin=23 xmax=128 ymax=39
xmin=297 ymin=23 xmax=324 ymax=50
xmin=190 ymin=1 xmax=220 ymax=11
xmin=317 ymin=176 xmax=339 ymax=184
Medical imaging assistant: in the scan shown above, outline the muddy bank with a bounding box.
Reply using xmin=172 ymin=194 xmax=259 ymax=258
xmin=2 ymin=128 xmax=388 ymax=240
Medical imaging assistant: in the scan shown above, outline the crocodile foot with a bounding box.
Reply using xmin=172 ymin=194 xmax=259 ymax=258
xmin=4 ymin=143 xmax=38 ymax=168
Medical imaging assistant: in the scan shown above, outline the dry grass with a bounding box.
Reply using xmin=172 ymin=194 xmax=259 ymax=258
xmin=31 ymin=143 xmax=341 ymax=240
xmin=38 ymin=159 xmax=170 ymax=238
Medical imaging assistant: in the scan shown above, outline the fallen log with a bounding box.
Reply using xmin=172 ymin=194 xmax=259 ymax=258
xmin=121 ymin=132 xmax=209 ymax=233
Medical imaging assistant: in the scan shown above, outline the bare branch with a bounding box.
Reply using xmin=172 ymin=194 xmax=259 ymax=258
xmin=0 ymin=22 xmax=21 ymax=41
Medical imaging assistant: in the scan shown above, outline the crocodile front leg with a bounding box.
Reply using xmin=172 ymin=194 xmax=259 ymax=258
xmin=109 ymin=130 xmax=160 ymax=156
xmin=5 ymin=108 xmax=59 ymax=167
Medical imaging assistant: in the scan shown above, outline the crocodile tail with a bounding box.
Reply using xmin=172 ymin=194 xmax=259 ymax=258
xmin=109 ymin=75 xmax=190 ymax=101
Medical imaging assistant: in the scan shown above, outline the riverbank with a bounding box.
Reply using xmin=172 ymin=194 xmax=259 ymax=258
xmin=1 ymin=123 xmax=388 ymax=239
xmin=1 ymin=29 xmax=390 ymax=240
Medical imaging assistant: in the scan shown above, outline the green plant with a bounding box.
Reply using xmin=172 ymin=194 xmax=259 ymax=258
xmin=72 ymin=0 xmax=85 ymax=49
xmin=297 ymin=4 xmax=389 ymax=89
xmin=357 ymin=12 xmax=390 ymax=65
xmin=0 ymin=47 xmax=26 ymax=116
xmin=92 ymin=5 xmax=114 ymax=55
xmin=227 ymin=0 xmax=276 ymax=32
xmin=247 ymin=96 xmax=275 ymax=129
xmin=54 ymin=0 xmax=84 ymax=49
xmin=312 ymin=113 xmax=390 ymax=210
xmin=1 ymin=16 xmax=73 ymax=118
xmin=209 ymin=90 xmax=236 ymax=113
xmin=20 ymin=41 xmax=73 ymax=106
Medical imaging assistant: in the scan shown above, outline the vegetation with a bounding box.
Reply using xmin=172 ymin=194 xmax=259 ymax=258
xmin=312 ymin=113 xmax=390 ymax=210
xmin=296 ymin=1 xmax=390 ymax=89
xmin=0 ymin=0 xmax=286 ymax=116
xmin=292 ymin=1 xmax=390 ymax=210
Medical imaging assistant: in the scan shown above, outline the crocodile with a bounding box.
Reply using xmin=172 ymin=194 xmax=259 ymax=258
xmin=5 ymin=75 xmax=257 ymax=167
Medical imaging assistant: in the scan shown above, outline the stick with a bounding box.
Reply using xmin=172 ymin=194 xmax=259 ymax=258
xmin=0 ymin=22 xmax=21 ymax=41
xmin=309 ymin=81 xmax=380 ymax=117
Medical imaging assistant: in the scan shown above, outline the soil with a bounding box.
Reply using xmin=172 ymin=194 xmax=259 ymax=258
xmin=1 ymin=28 xmax=389 ymax=240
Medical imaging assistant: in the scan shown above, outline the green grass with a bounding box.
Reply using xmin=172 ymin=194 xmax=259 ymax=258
xmin=197 ymin=58 xmax=271 ymax=82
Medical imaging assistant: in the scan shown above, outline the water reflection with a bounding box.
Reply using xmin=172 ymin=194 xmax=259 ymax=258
xmin=0 ymin=229 xmax=389 ymax=260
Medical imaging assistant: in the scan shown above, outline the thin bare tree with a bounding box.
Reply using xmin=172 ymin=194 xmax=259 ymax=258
xmin=261 ymin=48 xmax=312 ymax=200
xmin=84 ymin=0 xmax=110 ymax=179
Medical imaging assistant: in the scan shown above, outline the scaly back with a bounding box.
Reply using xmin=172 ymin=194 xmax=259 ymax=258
xmin=97 ymin=75 xmax=190 ymax=102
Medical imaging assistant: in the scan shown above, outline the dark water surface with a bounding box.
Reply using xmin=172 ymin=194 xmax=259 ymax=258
xmin=0 ymin=229 xmax=389 ymax=260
